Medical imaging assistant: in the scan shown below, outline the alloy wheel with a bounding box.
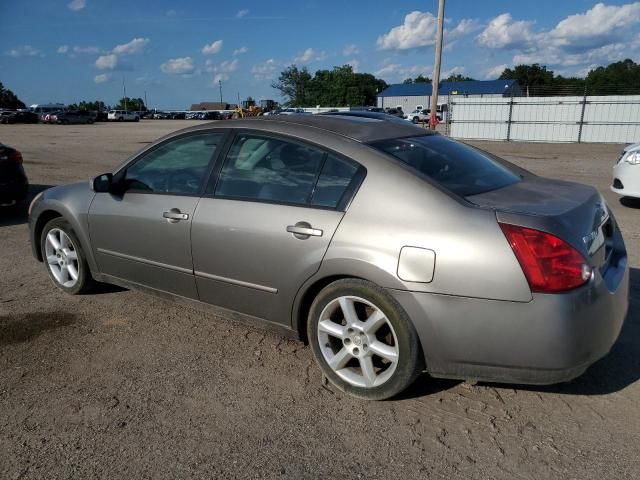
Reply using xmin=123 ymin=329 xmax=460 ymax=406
xmin=45 ymin=228 xmax=80 ymax=288
xmin=317 ymin=296 xmax=399 ymax=388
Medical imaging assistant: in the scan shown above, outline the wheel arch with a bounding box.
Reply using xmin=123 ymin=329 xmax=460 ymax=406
xmin=32 ymin=209 xmax=63 ymax=262
xmin=293 ymin=274 xmax=366 ymax=343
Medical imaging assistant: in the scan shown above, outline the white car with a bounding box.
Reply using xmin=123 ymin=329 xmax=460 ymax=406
xmin=612 ymin=143 xmax=640 ymax=199
xmin=405 ymin=109 xmax=430 ymax=123
xmin=279 ymin=108 xmax=309 ymax=115
xmin=107 ymin=110 xmax=139 ymax=122
xmin=404 ymin=109 xmax=442 ymax=124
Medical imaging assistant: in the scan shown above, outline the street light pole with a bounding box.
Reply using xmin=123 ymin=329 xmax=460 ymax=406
xmin=430 ymin=0 xmax=445 ymax=130
xmin=219 ymin=80 xmax=223 ymax=104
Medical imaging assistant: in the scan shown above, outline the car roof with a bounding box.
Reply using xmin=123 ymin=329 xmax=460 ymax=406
xmin=181 ymin=113 xmax=433 ymax=143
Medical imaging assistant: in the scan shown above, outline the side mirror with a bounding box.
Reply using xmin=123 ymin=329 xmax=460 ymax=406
xmin=92 ymin=173 xmax=113 ymax=193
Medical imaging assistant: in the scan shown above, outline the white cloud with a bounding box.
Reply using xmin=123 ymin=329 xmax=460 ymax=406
xmin=343 ymin=44 xmax=359 ymax=56
xmin=213 ymin=73 xmax=229 ymax=84
xmin=5 ymin=45 xmax=43 ymax=58
xmin=236 ymin=9 xmax=249 ymax=18
xmin=161 ymin=56 xmax=195 ymax=74
xmin=294 ymin=48 xmax=316 ymax=64
xmin=477 ymin=3 xmax=640 ymax=75
xmin=377 ymin=11 xmax=477 ymax=50
xmin=251 ymin=59 xmax=278 ymax=80
xmin=345 ymin=59 xmax=360 ymax=72
xmin=67 ymin=0 xmax=85 ymax=11
xmin=476 ymin=13 xmax=535 ymax=49
xmin=202 ymin=40 xmax=223 ymax=55
xmin=233 ymin=46 xmax=248 ymax=56
xmin=484 ymin=64 xmax=508 ymax=79
xmin=549 ymin=2 xmax=640 ymax=49
xmin=112 ymin=38 xmax=149 ymax=55
xmin=73 ymin=46 xmax=99 ymax=54
xmin=94 ymin=73 xmax=111 ymax=83
xmin=207 ymin=59 xmax=239 ymax=74
xmin=374 ymin=60 xmax=432 ymax=81
xmin=442 ymin=66 xmax=466 ymax=78
xmin=57 ymin=45 xmax=69 ymax=54
xmin=166 ymin=9 xmax=177 ymax=17
xmin=95 ymin=53 xmax=118 ymax=69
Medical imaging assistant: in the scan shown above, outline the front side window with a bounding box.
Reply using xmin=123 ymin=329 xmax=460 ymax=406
xmin=369 ymin=135 xmax=520 ymax=197
xmin=124 ymin=133 xmax=223 ymax=195
xmin=214 ymin=134 xmax=324 ymax=205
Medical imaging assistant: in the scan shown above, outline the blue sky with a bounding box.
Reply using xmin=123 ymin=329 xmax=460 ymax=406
xmin=1 ymin=1 xmax=639 ymax=109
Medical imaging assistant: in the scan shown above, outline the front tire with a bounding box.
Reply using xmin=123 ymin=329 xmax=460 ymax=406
xmin=308 ymin=279 xmax=424 ymax=400
xmin=40 ymin=217 xmax=95 ymax=295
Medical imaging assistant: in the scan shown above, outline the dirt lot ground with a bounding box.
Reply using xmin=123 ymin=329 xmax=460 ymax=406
xmin=1 ymin=121 xmax=638 ymax=479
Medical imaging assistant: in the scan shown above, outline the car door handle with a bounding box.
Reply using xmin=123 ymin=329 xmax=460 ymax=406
xmin=287 ymin=222 xmax=323 ymax=239
xmin=163 ymin=209 xmax=189 ymax=223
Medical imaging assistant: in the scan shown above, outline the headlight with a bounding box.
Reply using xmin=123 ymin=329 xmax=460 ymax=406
xmin=28 ymin=191 xmax=44 ymax=217
xmin=625 ymin=151 xmax=640 ymax=165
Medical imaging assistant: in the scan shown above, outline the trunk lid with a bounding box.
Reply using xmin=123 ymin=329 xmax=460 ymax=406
xmin=466 ymin=176 xmax=615 ymax=272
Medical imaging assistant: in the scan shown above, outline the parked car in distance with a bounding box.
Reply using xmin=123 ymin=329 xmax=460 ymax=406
xmin=1 ymin=111 xmax=39 ymax=124
xmin=95 ymin=111 xmax=108 ymax=122
xmin=198 ymin=111 xmax=221 ymax=120
xmin=611 ymin=142 xmax=640 ymax=200
xmin=366 ymin=107 xmax=385 ymax=113
xmin=107 ymin=110 xmax=139 ymax=122
xmin=383 ymin=107 xmax=404 ymax=118
xmin=0 ymin=143 xmax=28 ymax=207
xmin=404 ymin=109 xmax=442 ymax=124
xmin=152 ymin=112 xmax=169 ymax=120
xmin=29 ymin=115 xmax=629 ymax=400
xmin=56 ymin=110 xmax=96 ymax=125
xmin=170 ymin=112 xmax=186 ymax=120
xmin=280 ymin=108 xmax=309 ymax=115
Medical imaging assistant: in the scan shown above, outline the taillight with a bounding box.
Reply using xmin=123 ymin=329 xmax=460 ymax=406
xmin=499 ymin=223 xmax=592 ymax=293
xmin=8 ymin=150 xmax=23 ymax=164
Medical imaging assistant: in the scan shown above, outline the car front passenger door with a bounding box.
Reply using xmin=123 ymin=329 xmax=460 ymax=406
xmin=88 ymin=131 xmax=226 ymax=298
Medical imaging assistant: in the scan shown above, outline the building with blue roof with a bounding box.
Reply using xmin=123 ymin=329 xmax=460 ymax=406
xmin=376 ymin=80 xmax=522 ymax=112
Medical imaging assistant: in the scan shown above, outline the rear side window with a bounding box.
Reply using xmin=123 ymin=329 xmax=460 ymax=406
xmin=369 ymin=135 xmax=520 ymax=197
xmin=215 ymin=134 xmax=324 ymax=205
xmin=311 ymin=155 xmax=359 ymax=208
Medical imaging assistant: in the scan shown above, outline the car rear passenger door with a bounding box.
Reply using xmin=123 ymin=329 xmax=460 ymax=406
xmin=191 ymin=131 xmax=364 ymax=326
xmin=88 ymin=131 xmax=227 ymax=298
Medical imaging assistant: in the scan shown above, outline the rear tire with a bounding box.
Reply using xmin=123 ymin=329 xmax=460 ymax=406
xmin=308 ymin=279 xmax=424 ymax=400
xmin=40 ymin=217 xmax=95 ymax=295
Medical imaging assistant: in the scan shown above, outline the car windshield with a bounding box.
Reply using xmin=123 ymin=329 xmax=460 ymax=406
xmin=369 ymin=135 xmax=520 ymax=197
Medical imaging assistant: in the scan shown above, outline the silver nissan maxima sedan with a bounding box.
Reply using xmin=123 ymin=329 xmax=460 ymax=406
xmin=29 ymin=115 xmax=629 ymax=400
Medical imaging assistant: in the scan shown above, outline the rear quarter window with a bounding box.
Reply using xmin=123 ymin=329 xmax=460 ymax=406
xmin=369 ymin=135 xmax=520 ymax=197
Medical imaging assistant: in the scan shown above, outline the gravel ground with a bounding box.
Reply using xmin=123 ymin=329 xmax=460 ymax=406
xmin=1 ymin=121 xmax=638 ymax=480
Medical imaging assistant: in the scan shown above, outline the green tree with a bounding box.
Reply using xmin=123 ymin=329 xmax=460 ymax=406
xmin=402 ymin=74 xmax=431 ymax=84
xmin=67 ymin=100 xmax=109 ymax=111
xmin=114 ymin=97 xmax=146 ymax=111
xmin=499 ymin=64 xmax=555 ymax=88
xmin=272 ymin=64 xmax=387 ymax=106
xmin=0 ymin=82 xmax=26 ymax=109
xmin=586 ymin=59 xmax=640 ymax=93
xmin=445 ymin=73 xmax=476 ymax=82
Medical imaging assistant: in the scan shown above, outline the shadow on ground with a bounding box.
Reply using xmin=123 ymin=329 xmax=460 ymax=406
xmin=0 ymin=184 xmax=54 ymax=227
xmin=0 ymin=312 xmax=77 ymax=345
xmin=620 ymin=196 xmax=640 ymax=209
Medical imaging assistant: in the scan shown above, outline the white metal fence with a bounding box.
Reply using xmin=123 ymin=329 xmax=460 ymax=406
xmin=447 ymin=95 xmax=640 ymax=143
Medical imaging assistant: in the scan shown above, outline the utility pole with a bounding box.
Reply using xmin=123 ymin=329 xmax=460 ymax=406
xmin=219 ymin=80 xmax=223 ymax=104
xmin=430 ymin=0 xmax=445 ymax=130
xmin=123 ymin=77 xmax=127 ymax=110
xmin=144 ymin=91 xmax=148 ymax=111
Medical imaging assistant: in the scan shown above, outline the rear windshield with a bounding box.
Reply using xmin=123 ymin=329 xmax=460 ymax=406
xmin=369 ymin=135 xmax=520 ymax=197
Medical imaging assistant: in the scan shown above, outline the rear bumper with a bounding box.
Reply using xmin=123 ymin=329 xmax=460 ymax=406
xmin=391 ymin=254 xmax=629 ymax=385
